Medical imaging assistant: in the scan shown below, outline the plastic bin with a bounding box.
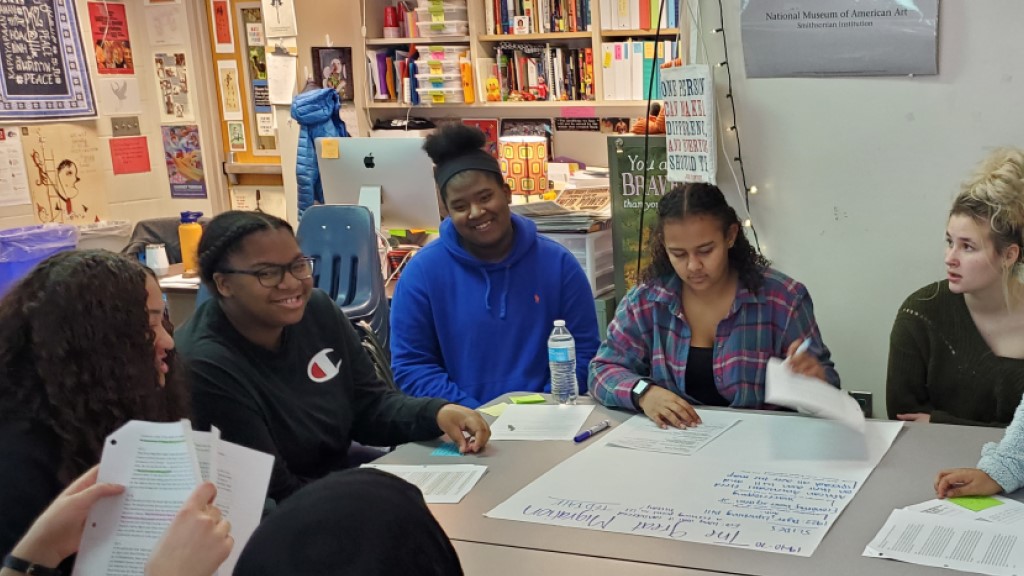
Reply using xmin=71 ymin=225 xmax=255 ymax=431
xmin=414 ymin=6 xmax=469 ymax=23
xmin=0 ymin=224 xmax=79 ymax=297
xmin=415 ymin=86 xmax=465 ymax=103
xmin=414 ymin=72 xmax=463 ymax=90
xmin=415 ymin=20 xmax=469 ymax=36
xmin=77 ymin=220 xmax=132 ymax=253
xmin=541 ymin=229 xmax=613 ymax=294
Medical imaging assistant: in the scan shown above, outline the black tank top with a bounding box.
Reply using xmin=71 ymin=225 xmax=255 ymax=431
xmin=685 ymin=346 xmax=729 ymax=406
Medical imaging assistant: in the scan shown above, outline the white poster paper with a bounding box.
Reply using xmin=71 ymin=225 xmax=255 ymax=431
xmin=486 ymin=411 xmax=902 ymax=557
xmin=660 ymin=65 xmax=715 ymax=184
xmin=217 ymin=60 xmax=243 ymax=120
xmin=259 ymin=0 xmax=296 ymax=37
xmin=97 ymin=78 xmax=142 ymax=116
xmin=256 ymin=113 xmax=274 ymax=136
xmin=144 ymin=5 xmax=186 ymax=46
xmin=0 ymin=127 xmax=31 ymax=207
xmin=266 ymin=52 xmax=297 ymax=105
xmin=741 ymin=0 xmax=939 ymax=78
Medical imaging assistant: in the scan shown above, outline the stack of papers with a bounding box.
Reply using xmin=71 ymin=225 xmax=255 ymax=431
xmin=511 ymin=188 xmax=610 ymax=232
xmin=864 ymin=497 xmax=1024 ymax=575
xmin=158 ymin=274 xmax=201 ymax=290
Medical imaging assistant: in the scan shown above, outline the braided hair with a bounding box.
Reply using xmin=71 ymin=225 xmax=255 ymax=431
xmin=198 ymin=211 xmax=294 ymax=294
xmin=642 ymin=183 xmax=770 ymax=293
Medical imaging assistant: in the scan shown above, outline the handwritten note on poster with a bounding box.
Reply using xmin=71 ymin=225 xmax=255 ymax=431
xmin=661 ymin=65 xmax=716 ymax=184
xmin=0 ymin=0 xmax=96 ymax=120
xmin=21 ymin=124 xmax=108 ymax=223
xmin=110 ymin=137 xmax=151 ymax=175
xmin=486 ymin=411 xmax=902 ymax=557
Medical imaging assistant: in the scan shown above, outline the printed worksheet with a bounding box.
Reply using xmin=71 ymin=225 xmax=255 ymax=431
xmin=489 ymin=405 xmax=595 ymax=441
xmin=605 ymin=413 xmax=740 ymax=456
xmin=363 ymin=464 xmax=487 ymax=504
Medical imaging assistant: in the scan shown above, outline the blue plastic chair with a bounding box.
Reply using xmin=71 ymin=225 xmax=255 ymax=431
xmin=297 ymin=205 xmax=390 ymax=356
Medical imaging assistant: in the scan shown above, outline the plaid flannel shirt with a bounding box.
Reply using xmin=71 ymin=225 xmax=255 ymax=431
xmin=590 ymin=268 xmax=839 ymax=409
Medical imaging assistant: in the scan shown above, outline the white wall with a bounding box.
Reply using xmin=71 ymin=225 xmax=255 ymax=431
xmin=702 ymin=1 xmax=1024 ymax=415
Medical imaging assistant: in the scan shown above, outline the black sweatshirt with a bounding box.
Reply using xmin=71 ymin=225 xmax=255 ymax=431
xmin=176 ymin=290 xmax=448 ymax=502
xmin=0 ymin=421 xmax=65 ymax=565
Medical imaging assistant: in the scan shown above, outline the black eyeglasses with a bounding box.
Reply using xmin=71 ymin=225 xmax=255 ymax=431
xmin=219 ymin=257 xmax=316 ymax=288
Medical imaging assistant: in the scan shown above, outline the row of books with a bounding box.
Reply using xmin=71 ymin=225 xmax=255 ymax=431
xmin=478 ymin=43 xmax=596 ymax=102
xmin=601 ymin=40 xmax=680 ymax=100
xmin=484 ymin=0 xmax=593 ymax=35
xmin=599 ymin=0 xmax=680 ymax=31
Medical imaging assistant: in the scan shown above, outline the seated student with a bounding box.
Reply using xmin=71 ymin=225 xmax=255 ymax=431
xmin=590 ymin=183 xmax=839 ymax=428
xmin=2 ymin=467 xmax=232 ymax=576
xmin=176 ymin=211 xmax=491 ymax=503
xmin=887 ymin=148 xmax=1024 ymax=426
xmin=390 ymin=124 xmax=600 ymax=408
xmin=0 ymin=250 xmax=188 ymax=567
xmin=935 ymin=396 xmax=1024 ymax=499
xmin=234 ymin=468 xmax=463 ymax=576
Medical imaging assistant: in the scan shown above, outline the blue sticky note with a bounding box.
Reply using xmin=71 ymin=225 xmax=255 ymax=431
xmin=431 ymin=442 xmax=462 ymax=457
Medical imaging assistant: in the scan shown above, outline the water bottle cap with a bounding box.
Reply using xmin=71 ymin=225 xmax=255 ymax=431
xmin=180 ymin=211 xmax=203 ymax=223
xmin=553 ymin=319 xmax=566 ymax=327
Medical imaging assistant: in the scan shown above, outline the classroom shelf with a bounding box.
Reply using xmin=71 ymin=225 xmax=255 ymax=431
xmin=478 ymin=32 xmax=593 ymax=42
xmin=366 ymin=100 xmax=657 ymax=110
xmin=601 ymin=28 xmax=681 ymax=38
xmin=365 ymin=36 xmax=472 ymax=45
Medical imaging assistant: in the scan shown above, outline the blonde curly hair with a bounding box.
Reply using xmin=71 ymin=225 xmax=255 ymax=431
xmin=951 ymin=147 xmax=1024 ymax=307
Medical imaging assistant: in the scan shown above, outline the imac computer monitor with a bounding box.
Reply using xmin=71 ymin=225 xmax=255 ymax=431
xmin=316 ymin=136 xmax=443 ymax=231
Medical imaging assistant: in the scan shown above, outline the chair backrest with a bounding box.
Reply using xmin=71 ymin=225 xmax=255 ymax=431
xmin=123 ymin=217 xmax=210 ymax=264
xmin=296 ymin=205 xmax=390 ymax=353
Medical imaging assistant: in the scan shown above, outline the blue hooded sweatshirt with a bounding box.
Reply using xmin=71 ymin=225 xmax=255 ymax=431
xmin=290 ymin=89 xmax=349 ymax=217
xmin=390 ymin=213 xmax=601 ymax=408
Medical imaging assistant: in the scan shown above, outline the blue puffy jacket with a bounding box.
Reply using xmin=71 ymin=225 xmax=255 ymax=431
xmin=290 ymin=89 xmax=349 ymax=217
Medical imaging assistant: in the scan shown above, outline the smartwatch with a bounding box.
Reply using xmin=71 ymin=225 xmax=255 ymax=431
xmin=630 ymin=378 xmax=653 ymax=410
xmin=2 ymin=555 xmax=61 ymax=576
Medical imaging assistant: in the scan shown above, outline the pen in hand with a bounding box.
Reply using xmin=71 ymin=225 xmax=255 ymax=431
xmin=574 ymin=420 xmax=611 ymax=443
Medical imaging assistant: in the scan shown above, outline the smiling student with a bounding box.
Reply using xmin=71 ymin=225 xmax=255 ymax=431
xmin=389 ymin=124 xmax=600 ymax=408
xmin=176 ymin=211 xmax=490 ymax=503
xmin=887 ymin=148 xmax=1024 ymax=426
xmin=590 ymin=183 xmax=839 ymax=428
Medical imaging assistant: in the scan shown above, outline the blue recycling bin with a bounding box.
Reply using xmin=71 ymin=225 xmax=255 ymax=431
xmin=0 ymin=224 xmax=79 ymax=297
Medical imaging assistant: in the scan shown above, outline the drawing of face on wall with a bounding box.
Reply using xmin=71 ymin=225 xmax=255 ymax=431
xmin=55 ymin=159 xmax=82 ymax=216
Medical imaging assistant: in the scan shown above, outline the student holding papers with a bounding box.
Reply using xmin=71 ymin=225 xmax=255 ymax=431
xmin=935 ymin=396 xmax=1024 ymax=499
xmin=590 ymin=183 xmax=839 ymax=428
xmin=887 ymin=148 xmax=1024 ymax=426
xmin=0 ymin=251 xmax=189 ymax=567
xmin=390 ymin=124 xmax=600 ymax=408
xmin=2 ymin=466 xmax=233 ymax=576
xmin=177 ymin=211 xmax=491 ymax=503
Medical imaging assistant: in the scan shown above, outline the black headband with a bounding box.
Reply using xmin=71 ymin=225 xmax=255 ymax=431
xmin=434 ymin=149 xmax=503 ymax=193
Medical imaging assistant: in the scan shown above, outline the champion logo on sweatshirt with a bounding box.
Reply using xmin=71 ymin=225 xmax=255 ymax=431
xmin=307 ymin=348 xmax=342 ymax=383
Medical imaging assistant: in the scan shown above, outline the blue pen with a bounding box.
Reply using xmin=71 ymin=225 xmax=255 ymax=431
xmin=574 ymin=420 xmax=611 ymax=443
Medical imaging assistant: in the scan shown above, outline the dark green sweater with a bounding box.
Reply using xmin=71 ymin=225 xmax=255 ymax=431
xmin=887 ymin=281 xmax=1024 ymax=426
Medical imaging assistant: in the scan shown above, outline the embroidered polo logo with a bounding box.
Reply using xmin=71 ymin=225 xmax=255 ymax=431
xmin=307 ymin=348 xmax=342 ymax=383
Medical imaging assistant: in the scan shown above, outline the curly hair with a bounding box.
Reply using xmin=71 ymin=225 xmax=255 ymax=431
xmin=641 ymin=183 xmax=771 ymax=292
xmin=198 ymin=210 xmax=293 ymax=293
xmin=0 ymin=250 xmax=189 ymax=484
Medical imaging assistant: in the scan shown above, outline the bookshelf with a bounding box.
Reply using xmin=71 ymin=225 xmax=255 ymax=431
xmin=358 ymin=0 xmax=690 ymax=132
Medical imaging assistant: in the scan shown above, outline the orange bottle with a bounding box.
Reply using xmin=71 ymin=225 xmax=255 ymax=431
xmin=178 ymin=211 xmax=203 ymax=278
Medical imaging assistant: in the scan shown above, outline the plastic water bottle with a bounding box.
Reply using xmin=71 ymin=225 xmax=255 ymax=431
xmin=548 ymin=320 xmax=578 ymax=405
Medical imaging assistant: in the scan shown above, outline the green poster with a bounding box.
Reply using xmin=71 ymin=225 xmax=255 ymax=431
xmin=608 ymin=136 xmax=671 ymax=300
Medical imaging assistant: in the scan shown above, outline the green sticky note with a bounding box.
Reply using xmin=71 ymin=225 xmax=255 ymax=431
xmin=511 ymin=394 xmax=546 ymax=404
xmin=949 ymin=496 xmax=1004 ymax=512
xmin=478 ymin=403 xmax=509 ymax=417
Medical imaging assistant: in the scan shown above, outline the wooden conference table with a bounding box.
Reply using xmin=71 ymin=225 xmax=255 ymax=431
xmin=378 ymin=395 xmax=1005 ymax=576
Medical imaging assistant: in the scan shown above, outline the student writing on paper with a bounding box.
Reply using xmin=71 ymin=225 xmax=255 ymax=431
xmin=0 ymin=251 xmax=189 ymax=568
xmin=935 ymin=395 xmax=1024 ymax=499
xmin=590 ymin=184 xmax=839 ymax=428
xmin=234 ymin=468 xmax=463 ymax=576
xmin=390 ymin=124 xmax=601 ymax=408
xmin=177 ymin=212 xmax=490 ymax=503
xmin=1 ymin=466 xmax=233 ymax=576
xmin=887 ymin=148 xmax=1024 ymax=426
